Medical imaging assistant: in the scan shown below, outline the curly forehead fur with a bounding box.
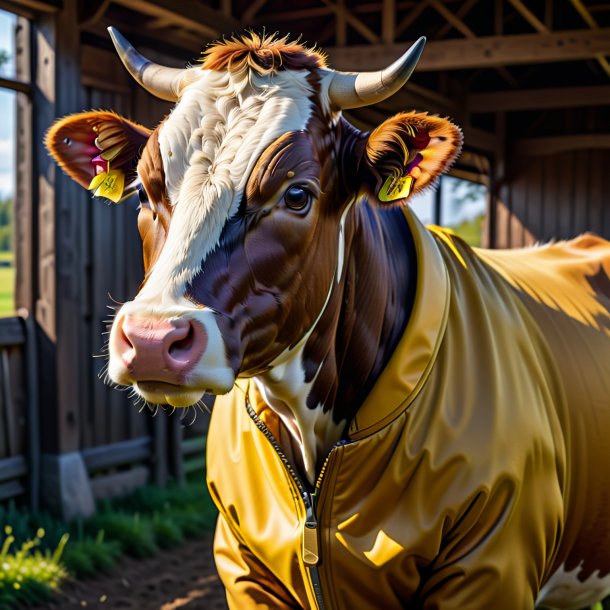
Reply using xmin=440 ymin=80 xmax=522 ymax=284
xmin=201 ymin=31 xmax=327 ymax=74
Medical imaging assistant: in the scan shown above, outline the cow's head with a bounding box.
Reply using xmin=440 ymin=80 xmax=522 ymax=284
xmin=46 ymin=30 xmax=461 ymax=409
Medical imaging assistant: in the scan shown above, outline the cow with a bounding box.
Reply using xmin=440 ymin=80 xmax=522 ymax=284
xmin=46 ymin=28 xmax=610 ymax=610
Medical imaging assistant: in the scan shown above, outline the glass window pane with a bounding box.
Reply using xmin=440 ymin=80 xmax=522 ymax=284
xmin=0 ymin=87 xmax=15 ymax=317
xmin=441 ymin=176 xmax=487 ymax=247
xmin=0 ymin=10 xmax=17 ymax=80
xmin=409 ymin=188 xmax=435 ymax=226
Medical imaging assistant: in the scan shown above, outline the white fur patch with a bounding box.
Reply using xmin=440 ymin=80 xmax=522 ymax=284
xmin=138 ymin=67 xmax=316 ymax=302
xmin=536 ymin=561 xmax=610 ymax=610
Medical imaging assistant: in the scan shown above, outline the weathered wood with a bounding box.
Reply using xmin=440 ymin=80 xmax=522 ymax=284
xmin=0 ymin=455 xmax=27 ymax=483
xmin=468 ymin=86 xmax=610 ymax=112
xmin=0 ymin=76 xmax=31 ymax=95
xmin=0 ymin=318 xmax=25 ymax=347
xmin=326 ymin=28 xmax=610 ymax=72
xmin=381 ymin=0 xmax=395 ymax=44
xmin=82 ymin=436 xmax=152 ymax=472
xmin=1 ymin=350 xmax=17 ymax=457
xmin=169 ymin=416 xmax=184 ymax=484
xmin=514 ymin=134 xmax=610 ymax=156
xmin=506 ymin=0 xmax=546 ymax=33
xmin=14 ymin=17 xmax=34 ymax=315
xmin=0 ymin=480 xmax=24 ymax=502
xmin=152 ymin=414 xmax=168 ymax=486
xmin=321 ymin=0 xmax=380 ymax=44
xmin=436 ymin=0 xmax=479 ymax=39
xmin=113 ymin=0 xmax=238 ymax=38
xmin=90 ymin=465 xmax=149 ymax=500
xmin=22 ymin=313 xmax=40 ymax=510
xmin=4 ymin=0 xmax=61 ymax=12
xmin=242 ymin=0 xmax=269 ymax=22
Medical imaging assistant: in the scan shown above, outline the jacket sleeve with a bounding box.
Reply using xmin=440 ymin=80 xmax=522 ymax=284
xmin=214 ymin=513 xmax=301 ymax=610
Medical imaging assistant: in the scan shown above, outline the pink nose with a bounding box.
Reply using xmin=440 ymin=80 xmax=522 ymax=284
xmin=115 ymin=316 xmax=207 ymax=384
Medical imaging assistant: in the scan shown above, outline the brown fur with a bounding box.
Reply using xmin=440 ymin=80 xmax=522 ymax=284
xmin=201 ymin=32 xmax=326 ymax=74
xmin=136 ymin=128 xmax=173 ymax=278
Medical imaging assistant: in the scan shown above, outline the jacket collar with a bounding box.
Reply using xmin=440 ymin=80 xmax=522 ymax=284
xmin=348 ymin=208 xmax=450 ymax=439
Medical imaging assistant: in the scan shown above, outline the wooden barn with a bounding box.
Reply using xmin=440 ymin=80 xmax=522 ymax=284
xmin=0 ymin=0 xmax=608 ymax=518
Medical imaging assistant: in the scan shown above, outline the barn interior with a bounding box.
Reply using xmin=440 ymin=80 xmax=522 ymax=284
xmin=0 ymin=0 xmax=608 ymax=532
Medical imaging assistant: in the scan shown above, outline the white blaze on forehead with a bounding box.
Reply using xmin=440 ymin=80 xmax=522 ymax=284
xmin=137 ymin=67 xmax=316 ymax=302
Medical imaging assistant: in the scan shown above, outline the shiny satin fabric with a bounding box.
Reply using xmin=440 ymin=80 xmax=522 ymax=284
xmin=207 ymin=208 xmax=610 ymax=609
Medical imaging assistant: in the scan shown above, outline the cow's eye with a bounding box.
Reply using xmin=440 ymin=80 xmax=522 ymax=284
xmin=138 ymin=186 xmax=149 ymax=205
xmin=283 ymin=185 xmax=311 ymax=211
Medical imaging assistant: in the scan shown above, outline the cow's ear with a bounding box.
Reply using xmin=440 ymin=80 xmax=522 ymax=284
xmin=45 ymin=110 xmax=152 ymax=203
xmin=361 ymin=111 xmax=462 ymax=204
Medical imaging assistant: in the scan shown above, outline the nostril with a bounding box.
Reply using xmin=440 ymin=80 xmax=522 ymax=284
xmin=168 ymin=323 xmax=195 ymax=359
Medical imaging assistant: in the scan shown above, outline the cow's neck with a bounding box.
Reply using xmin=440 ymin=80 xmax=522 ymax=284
xmin=254 ymin=204 xmax=415 ymax=485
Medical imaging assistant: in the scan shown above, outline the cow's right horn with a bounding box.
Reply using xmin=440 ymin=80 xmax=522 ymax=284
xmin=108 ymin=27 xmax=186 ymax=102
xmin=328 ymin=36 xmax=426 ymax=110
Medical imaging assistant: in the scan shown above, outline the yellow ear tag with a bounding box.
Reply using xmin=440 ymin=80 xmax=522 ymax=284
xmin=378 ymin=174 xmax=415 ymax=203
xmin=87 ymin=161 xmax=125 ymax=204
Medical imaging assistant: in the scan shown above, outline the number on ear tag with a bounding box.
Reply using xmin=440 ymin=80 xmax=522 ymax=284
xmin=87 ymin=169 xmax=125 ymax=203
xmin=378 ymin=174 xmax=415 ymax=202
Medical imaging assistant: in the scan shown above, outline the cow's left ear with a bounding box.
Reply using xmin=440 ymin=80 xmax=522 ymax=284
xmin=361 ymin=111 xmax=462 ymax=204
xmin=45 ymin=110 xmax=152 ymax=203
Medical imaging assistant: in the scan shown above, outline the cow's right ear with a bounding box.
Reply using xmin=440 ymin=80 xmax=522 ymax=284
xmin=359 ymin=111 xmax=462 ymax=205
xmin=45 ymin=110 xmax=152 ymax=203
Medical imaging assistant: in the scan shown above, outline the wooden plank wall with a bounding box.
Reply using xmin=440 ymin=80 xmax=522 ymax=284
xmin=494 ymin=148 xmax=609 ymax=247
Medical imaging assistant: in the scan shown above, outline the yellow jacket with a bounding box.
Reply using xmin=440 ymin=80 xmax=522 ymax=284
xmin=207 ymin=208 xmax=610 ymax=609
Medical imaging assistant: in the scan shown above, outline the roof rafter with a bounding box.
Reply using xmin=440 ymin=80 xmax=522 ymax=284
xmin=326 ymin=28 xmax=610 ymax=71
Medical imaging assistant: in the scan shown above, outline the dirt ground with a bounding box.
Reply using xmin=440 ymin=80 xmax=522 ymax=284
xmin=33 ymin=534 xmax=228 ymax=610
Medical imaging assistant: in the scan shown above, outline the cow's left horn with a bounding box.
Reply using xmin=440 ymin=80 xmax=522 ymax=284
xmin=108 ymin=27 xmax=186 ymax=102
xmin=328 ymin=36 xmax=426 ymax=110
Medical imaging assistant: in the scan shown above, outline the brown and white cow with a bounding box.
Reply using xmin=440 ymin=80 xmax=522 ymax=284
xmin=47 ymin=29 xmax=610 ymax=610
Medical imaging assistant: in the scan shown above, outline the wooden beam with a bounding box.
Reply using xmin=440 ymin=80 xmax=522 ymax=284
xmin=336 ymin=0 xmax=347 ymax=46
xmin=468 ymin=85 xmax=610 ymax=112
xmin=514 ymin=134 xmax=610 ymax=156
xmin=82 ymin=436 xmax=152 ymax=472
xmin=436 ymin=0 xmax=480 ymax=39
xmin=382 ymin=0 xmax=395 ymax=44
xmin=112 ymin=0 xmax=238 ymax=38
xmin=569 ymin=0 xmax=597 ymax=29
xmin=260 ymin=1 xmax=416 ymax=23
xmin=506 ymin=0 xmax=546 ymax=33
xmin=242 ymin=0 xmax=268 ymax=23
xmin=428 ymin=0 xmax=473 ymax=38
xmin=3 ymin=0 xmax=60 ymax=12
xmin=427 ymin=0 xmax=517 ymax=87
xmin=321 ymin=0 xmax=380 ymax=43
xmin=326 ymin=28 xmax=610 ymax=71
xmin=396 ymin=1 xmax=429 ymax=37
xmin=568 ymin=0 xmax=610 ymax=80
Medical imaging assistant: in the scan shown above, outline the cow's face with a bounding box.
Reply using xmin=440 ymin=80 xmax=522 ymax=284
xmin=46 ymin=32 xmax=461 ymax=409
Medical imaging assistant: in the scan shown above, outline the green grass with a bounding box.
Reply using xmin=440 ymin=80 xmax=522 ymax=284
xmin=0 ymin=527 xmax=69 ymax=610
xmin=447 ymin=214 xmax=485 ymax=247
xmin=0 ymin=251 xmax=15 ymax=317
xmin=0 ymin=480 xmax=217 ymax=588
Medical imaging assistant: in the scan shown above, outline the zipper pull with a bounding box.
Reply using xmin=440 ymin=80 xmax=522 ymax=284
xmin=302 ymin=491 xmax=319 ymax=567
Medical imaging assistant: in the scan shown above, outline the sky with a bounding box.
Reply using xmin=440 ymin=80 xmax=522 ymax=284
xmin=0 ymin=9 xmax=16 ymax=199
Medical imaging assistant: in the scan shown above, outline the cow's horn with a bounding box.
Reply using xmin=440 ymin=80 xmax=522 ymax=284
xmin=108 ymin=27 xmax=186 ymax=102
xmin=328 ymin=37 xmax=426 ymax=110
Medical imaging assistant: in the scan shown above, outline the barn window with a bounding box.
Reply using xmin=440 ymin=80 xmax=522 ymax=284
xmin=0 ymin=9 xmax=17 ymax=317
xmin=411 ymin=175 xmax=489 ymax=247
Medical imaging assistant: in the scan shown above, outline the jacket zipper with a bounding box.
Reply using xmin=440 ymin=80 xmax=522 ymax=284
xmin=245 ymin=397 xmax=328 ymax=610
